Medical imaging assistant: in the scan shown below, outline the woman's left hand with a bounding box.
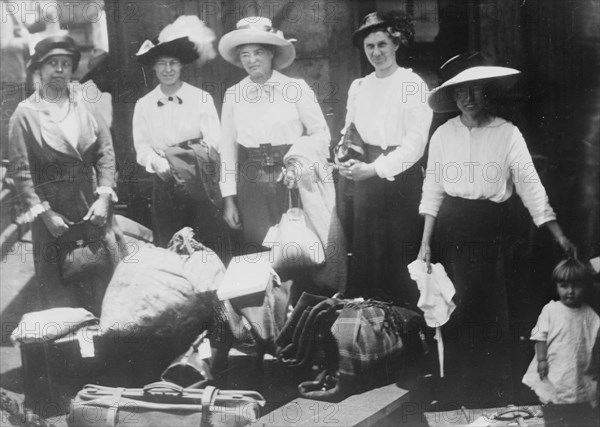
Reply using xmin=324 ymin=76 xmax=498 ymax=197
xmin=83 ymin=195 xmax=110 ymax=226
xmin=338 ymin=159 xmax=376 ymax=181
xmin=280 ymin=165 xmax=299 ymax=189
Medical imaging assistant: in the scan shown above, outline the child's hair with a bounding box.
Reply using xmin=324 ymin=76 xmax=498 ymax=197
xmin=552 ymin=258 xmax=593 ymax=287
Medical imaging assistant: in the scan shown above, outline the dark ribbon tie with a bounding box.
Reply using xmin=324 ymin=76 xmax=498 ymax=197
xmin=157 ymin=95 xmax=183 ymax=107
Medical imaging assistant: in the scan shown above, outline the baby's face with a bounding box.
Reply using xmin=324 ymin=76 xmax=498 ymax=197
xmin=556 ymin=281 xmax=584 ymax=308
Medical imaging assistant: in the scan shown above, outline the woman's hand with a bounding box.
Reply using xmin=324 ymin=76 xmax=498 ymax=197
xmin=537 ymin=360 xmax=548 ymax=380
xmin=223 ymin=196 xmax=242 ymax=230
xmin=418 ymin=241 xmax=432 ymax=274
xmin=41 ymin=209 xmax=73 ymax=238
xmin=545 ymin=220 xmax=577 ymax=258
xmin=338 ymin=159 xmax=376 ymax=181
xmin=279 ymin=165 xmax=299 ymax=189
xmin=83 ymin=194 xmax=110 ymax=226
xmin=151 ymin=156 xmax=172 ymax=181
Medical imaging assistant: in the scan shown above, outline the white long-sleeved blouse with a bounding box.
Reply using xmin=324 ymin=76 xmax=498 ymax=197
xmin=343 ymin=67 xmax=433 ymax=179
xmin=219 ymin=70 xmax=329 ymax=198
xmin=132 ymin=82 xmax=221 ymax=173
xmin=419 ymin=116 xmax=556 ymax=226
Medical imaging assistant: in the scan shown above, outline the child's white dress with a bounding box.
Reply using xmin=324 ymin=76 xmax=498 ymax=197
xmin=522 ymin=300 xmax=600 ymax=406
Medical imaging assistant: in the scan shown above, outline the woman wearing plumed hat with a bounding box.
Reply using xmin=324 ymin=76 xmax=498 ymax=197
xmin=218 ymin=17 xmax=346 ymax=297
xmin=418 ymin=52 xmax=576 ymax=403
xmin=337 ymin=11 xmax=432 ymax=304
xmin=8 ymin=34 xmax=118 ymax=313
xmin=133 ymin=16 xmax=227 ymax=251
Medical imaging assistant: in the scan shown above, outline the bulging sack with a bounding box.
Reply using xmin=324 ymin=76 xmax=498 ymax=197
xmin=99 ymin=228 xmax=225 ymax=338
xmin=265 ymin=207 xmax=325 ymax=272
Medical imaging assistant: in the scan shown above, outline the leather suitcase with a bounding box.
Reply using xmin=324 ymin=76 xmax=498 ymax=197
xmin=67 ymin=382 xmax=266 ymax=427
xmin=20 ymin=325 xmax=102 ymax=418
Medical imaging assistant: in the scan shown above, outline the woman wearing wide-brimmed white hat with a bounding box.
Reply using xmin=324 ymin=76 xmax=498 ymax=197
xmin=218 ymin=17 xmax=346 ymax=296
xmin=418 ymin=51 xmax=576 ymax=404
xmin=132 ymin=16 xmax=228 ymax=251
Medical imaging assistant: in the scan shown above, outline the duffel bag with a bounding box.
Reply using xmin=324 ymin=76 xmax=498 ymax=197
xmin=67 ymin=382 xmax=265 ymax=427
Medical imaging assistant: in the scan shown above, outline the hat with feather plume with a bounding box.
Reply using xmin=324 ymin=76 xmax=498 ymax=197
xmin=136 ymin=15 xmax=216 ymax=66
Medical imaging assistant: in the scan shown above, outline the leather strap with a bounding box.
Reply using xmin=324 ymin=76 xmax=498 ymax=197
xmin=105 ymin=387 xmax=125 ymax=427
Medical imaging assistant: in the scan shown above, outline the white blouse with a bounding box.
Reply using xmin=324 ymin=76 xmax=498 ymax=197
xmin=219 ymin=71 xmax=329 ymax=197
xmin=133 ymin=82 xmax=221 ymax=173
xmin=419 ymin=116 xmax=556 ymax=226
xmin=343 ymin=67 xmax=433 ymax=179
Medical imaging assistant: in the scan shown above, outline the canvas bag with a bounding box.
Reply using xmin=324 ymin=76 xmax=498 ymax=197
xmin=263 ymin=191 xmax=325 ymax=272
xmin=68 ymin=382 xmax=265 ymax=427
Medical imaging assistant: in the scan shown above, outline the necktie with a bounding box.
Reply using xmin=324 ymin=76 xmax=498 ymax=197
xmin=157 ymin=95 xmax=183 ymax=107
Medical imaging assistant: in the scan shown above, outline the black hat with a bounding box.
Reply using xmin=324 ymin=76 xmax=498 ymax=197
xmin=80 ymin=49 xmax=108 ymax=83
xmin=136 ymin=15 xmax=216 ymax=66
xmin=352 ymin=10 xmax=414 ymax=47
xmin=27 ymin=34 xmax=81 ymax=71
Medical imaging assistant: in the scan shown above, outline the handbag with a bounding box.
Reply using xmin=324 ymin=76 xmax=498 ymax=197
xmin=57 ymin=220 xmax=115 ymax=316
xmin=333 ymin=122 xmax=365 ymax=163
xmin=263 ymin=191 xmax=325 ymax=271
xmin=68 ymin=382 xmax=266 ymax=427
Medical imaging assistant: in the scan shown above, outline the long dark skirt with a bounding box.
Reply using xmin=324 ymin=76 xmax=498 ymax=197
xmin=152 ymin=177 xmax=230 ymax=260
xmin=347 ymin=145 xmax=423 ymax=306
xmin=432 ymin=196 xmax=513 ymax=406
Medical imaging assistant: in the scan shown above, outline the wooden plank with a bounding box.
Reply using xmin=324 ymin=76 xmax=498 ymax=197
xmin=250 ymin=383 xmax=410 ymax=427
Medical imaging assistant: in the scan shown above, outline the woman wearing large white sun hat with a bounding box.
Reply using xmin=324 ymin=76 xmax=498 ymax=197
xmin=218 ymin=16 xmax=347 ymax=297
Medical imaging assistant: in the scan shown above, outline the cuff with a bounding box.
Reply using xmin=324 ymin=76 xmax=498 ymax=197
xmin=16 ymin=201 xmax=50 ymax=224
xmin=373 ymin=156 xmax=395 ymax=181
xmin=96 ymin=186 xmax=118 ymax=203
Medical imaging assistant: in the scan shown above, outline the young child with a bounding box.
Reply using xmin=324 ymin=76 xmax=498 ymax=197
xmin=523 ymin=258 xmax=600 ymax=422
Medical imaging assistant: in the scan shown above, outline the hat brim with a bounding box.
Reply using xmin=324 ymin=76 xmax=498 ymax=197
xmin=428 ymin=66 xmax=521 ymax=113
xmin=352 ymin=23 xmax=388 ymax=47
xmin=27 ymin=48 xmax=81 ymax=71
xmin=218 ymin=30 xmax=295 ymax=70
xmin=136 ymin=37 xmax=199 ymax=65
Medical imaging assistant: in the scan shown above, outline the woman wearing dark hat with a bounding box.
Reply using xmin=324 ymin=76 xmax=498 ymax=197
xmin=337 ymin=11 xmax=432 ymax=304
xmin=133 ymin=16 xmax=225 ymax=249
xmin=8 ymin=34 xmax=118 ymax=312
xmin=218 ymin=17 xmax=346 ymax=295
xmin=418 ymin=52 xmax=576 ymax=403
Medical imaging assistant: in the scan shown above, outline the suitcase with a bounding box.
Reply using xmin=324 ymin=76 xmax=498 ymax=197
xmin=21 ymin=325 xmax=102 ymax=418
xmin=67 ymin=382 xmax=266 ymax=427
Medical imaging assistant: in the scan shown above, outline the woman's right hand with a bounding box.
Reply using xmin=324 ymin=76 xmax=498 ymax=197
xmin=418 ymin=241 xmax=432 ymax=274
xmin=223 ymin=196 xmax=242 ymax=230
xmin=151 ymin=156 xmax=172 ymax=181
xmin=41 ymin=209 xmax=73 ymax=238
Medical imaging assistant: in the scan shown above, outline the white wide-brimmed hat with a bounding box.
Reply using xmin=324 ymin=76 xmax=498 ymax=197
xmin=428 ymin=52 xmax=520 ymax=113
xmin=218 ymin=17 xmax=296 ymax=70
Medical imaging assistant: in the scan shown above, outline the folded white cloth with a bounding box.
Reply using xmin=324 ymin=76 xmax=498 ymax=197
xmin=10 ymin=307 xmax=97 ymax=345
xmin=408 ymin=260 xmax=456 ymax=327
xmin=408 ymin=260 xmax=457 ymax=377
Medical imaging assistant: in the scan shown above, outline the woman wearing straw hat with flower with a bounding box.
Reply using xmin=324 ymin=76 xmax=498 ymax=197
xmin=338 ymin=11 xmax=432 ymax=304
xmin=8 ymin=34 xmax=118 ymax=312
xmin=133 ymin=16 xmax=226 ymax=250
xmin=418 ymin=52 xmax=576 ymax=403
xmin=218 ymin=17 xmax=346 ymax=295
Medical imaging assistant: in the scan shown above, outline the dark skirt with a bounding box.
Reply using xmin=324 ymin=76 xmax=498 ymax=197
xmin=152 ymin=176 xmax=230 ymax=259
xmin=432 ymin=195 xmax=513 ymax=405
xmin=347 ymin=144 xmax=424 ymax=306
xmin=236 ymin=144 xmax=294 ymax=250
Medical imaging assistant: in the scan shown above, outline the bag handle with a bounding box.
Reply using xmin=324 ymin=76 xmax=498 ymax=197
xmin=143 ymin=381 xmax=184 ymax=396
xmin=287 ymin=189 xmax=302 ymax=210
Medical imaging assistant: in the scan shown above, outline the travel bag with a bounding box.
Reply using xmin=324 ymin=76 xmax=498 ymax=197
xmin=67 ymin=382 xmax=266 ymax=427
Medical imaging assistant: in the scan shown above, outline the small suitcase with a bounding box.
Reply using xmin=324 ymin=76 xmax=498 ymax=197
xmin=20 ymin=325 xmax=102 ymax=418
xmin=67 ymin=381 xmax=266 ymax=427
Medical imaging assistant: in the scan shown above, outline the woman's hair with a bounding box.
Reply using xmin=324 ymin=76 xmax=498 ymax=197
xmin=552 ymin=258 xmax=593 ymax=287
xmin=363 ymin=11 xmax=414 ymax=47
